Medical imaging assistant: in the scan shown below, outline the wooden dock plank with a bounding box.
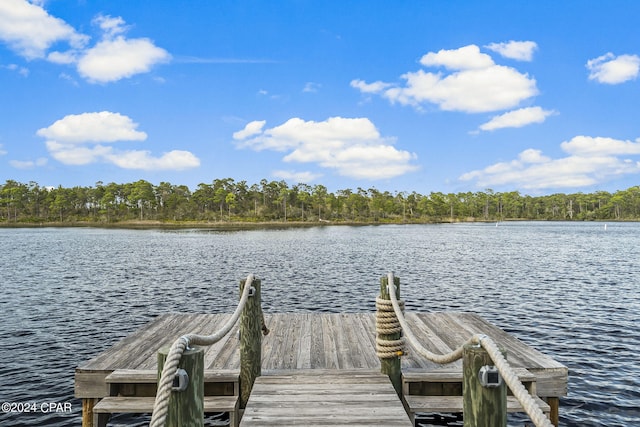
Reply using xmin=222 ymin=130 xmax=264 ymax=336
xmin=403 ymin=313 xmax=460 ymax=370
xmin=126 ymin=314 xmax=209 ymax=370
xmin=282 ymin=313 xmax=303 ymax=369
xmin=93 ymin=395 xmax=238 ymax=413
xmin=450 ymin=312 xmax=536 ymax=367
xmin=320 ymin=314 xmax=341 ymax=370
xmin=104 ymin=369 xmax=238 ymax=384
xmin=296 ymin=313 xmax=312 ymax=369
xmin=405 ymin=395 xmax=550 ymax=414
xmin=259 ymin=313 xmax=280 ymax=369
xmin=77 ymin=314 xmax=173 ymax=370
xmin=240 ymin=373 xmax=412 ymax=426
xmin=351 ymin=313 xmax=381 ymax=368
xmin=341 ymin=314 xmax=369 ymax=369
xmin=208 ymin=320 xmax=242 ymax=371
xmin=265 ymin=313 xmax=298 ymax=370
xmin=75 ymin=312 xmax=567 ymax=403
xmin=309 ymin=314 xmax=326 ymax=368
xmin=332 ymin=314 xmax=354 ymax=369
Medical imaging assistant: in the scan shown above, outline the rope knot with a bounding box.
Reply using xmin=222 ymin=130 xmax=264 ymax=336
xmin=375 ymin=295 xmax=406 ymax=359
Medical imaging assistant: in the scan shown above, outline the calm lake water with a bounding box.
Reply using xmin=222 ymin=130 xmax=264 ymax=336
xmin=0 ymin=222 xmax=639 ymax=426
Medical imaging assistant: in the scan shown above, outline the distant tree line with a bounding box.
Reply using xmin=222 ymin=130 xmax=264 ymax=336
xmin=1 ymin=179 xmax=640 ymax=224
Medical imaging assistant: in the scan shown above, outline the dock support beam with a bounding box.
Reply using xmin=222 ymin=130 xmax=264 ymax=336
xmin=157 ymin=346 xmax=205 ymax=426
xmin=463 ymin=343 xmax=506 ymax=427
xmin=379 ymin=275 xmax=402 ymax=396
xmin=81 ymin=398 xmax=96 ymax=427
xmin=239 ymin=277 xmax=262 ymax=410
xmin=547 ymin=397 xmax=559 ymax=426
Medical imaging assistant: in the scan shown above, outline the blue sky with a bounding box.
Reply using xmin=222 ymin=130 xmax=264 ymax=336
xmin=1 ymin=0 xmax=640 ymax=195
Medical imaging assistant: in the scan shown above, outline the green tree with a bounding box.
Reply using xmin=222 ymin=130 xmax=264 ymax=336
xmin=225 ymin=192 xmax=236 ymax=219
xmin=193 ymin=183 xmax=215 ymax=218
xmin=128 ymin=180 xmax=156 ymax=220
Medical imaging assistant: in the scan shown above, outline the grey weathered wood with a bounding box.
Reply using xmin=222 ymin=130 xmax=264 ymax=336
xmin=158 ymin=346 xmax=204 ymax=426
xmin=404 ymin=395 xmax=550 ymax=423
xmin=76 ymin=313 xmax=567 ymax=396
xmin=75 ymin=311 xmax=567 ymax=426
xmin=104 ymin=369 xmax=239 ymax=398
xmin=93 ymin=395 xmax=238 ymax=413
xmin=239 ymin=278 xmax=262 ymax=409
xmin=106 ymin=369 xmax=238 ymax=385
xmin=402 ymin=367 xmax=536 ymax=395
xmin=240 ymin=373 xmax=412 ymax=426
xmin=93 ymin=395 xmax=240 ymax=427
xmin=379 ymin=275 xmax=402 ymax=396
xmin=463 ymin=343 xmax=506 ymax=427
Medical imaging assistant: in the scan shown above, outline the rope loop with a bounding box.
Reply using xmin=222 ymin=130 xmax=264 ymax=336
xmin=149 ymin=273 xmax=258 ymax=427
xmin=382 ymin=272 xmax=553 ymax=427
xmin=375 ymin=293 xmax=406 ymax=358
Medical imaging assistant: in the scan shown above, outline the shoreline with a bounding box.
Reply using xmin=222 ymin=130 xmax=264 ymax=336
xmin=0 ymin=219 xmax=434 ymax=230
xmin=0 ymin=218 xmax=622 ymax=230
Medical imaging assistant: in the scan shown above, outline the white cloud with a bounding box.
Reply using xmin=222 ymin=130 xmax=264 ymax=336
xmin=0 ymin=143 xmax=7 ymax=155
xmin=58 ymin=72 xmax=79 ymax=86
xmin=234 ymin=116 xmax=418 ymax=179
xmin=485 ymin=41 xmax=538 ymax=61
xmin=37 ymin=111 xmax=200 ymax=170
xmin=0 ymin=2 xmax=170 ymax=83
xmin=303 ymin=82 xmax=321 ymax=93
xmin=76 ymin=14 xmax=169 ymax=83
xmin=47 ymin=49 xmax=79 ymax=64
xmin=78 ymin=36 xmax=170 ymax=83
xmin=272 ymin=170 xmax=322 ymax=183
xmin=37 ymin=111 xmax=147 ymax=143
xmin=0 ymin=0 xmax=88 ymax=59
xmin=93 ymin=14 xmax=128 ymax=39
xmin=560 ymin=135 xmax=640 ymax=156
xmin=478 ymin=107 xmax=556 ymax=131
xmin=460 ymin=135 xmax=640 ymax=190
xmin=45 ymin=141 xmax=113 ymax=165
xmin=420 ymin=45 xmax=494 ymax=70
xmin=587 ymin=53 xmax=640 ymax=84
xmin=233 ymin=120 xmax=266 ymax=140
xmin=518 ymin=148 xmax=550 ymax=164
xmin=9 ymin=157 xmax=48 ymax=169
xmin=350 ymin=79 xmax=393 ymax=93
xmin=104 ymin=149 xmax=200 ymax=171
xmin=353 ymin=44 xmax=538 ymax=113
xmin=2 ymin=63 xmax=29 ymax=76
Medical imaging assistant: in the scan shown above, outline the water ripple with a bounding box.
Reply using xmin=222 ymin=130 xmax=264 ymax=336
xmin=1 ymin=223 xmax=639 ymax=426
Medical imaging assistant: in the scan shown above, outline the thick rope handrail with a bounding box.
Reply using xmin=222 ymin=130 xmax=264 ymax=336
xmin=149 ymin=273 xmax=256 ymax=427
xmin=385 ymin=273 xmax=553 ymax=427
xmin=477 ymin=334 xmax=553 ymax=427
xmin=375 ymin=296 xmax=406 ymax=358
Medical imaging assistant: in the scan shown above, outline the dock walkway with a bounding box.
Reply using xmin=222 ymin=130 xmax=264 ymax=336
xmin=75 ymin=312 xmax=567 ymax=426
xmin=240 ymin=371 xmax=412 ymax=426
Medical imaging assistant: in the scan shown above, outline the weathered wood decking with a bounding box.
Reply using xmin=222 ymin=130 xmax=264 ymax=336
xmin=75 ymin=312 xmax=567 ymax=425
xmin=241 ymin=371 xmax=412 ymax=426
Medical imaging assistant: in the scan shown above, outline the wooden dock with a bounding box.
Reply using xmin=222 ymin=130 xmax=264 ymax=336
xmin=241 ymin=371 xmax=412 ymax=426
xmin=75 ymin=312 xmax=567 ymax=426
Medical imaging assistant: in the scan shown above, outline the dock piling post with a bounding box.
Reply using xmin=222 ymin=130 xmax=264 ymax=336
xmin=157 ymin=346 xmax=205 ymax=426
xmin=547 ymin=397 xmax=560 ymax=426
xmin=378 ymin=275 xmax=402 ymax=396
xmin=239 ymin=277 xmax=262 ymax=410
xmin=463 ymin=342 xmax=507 ymax=427
xmin=81 ymin=398 xmax=101 ymax=427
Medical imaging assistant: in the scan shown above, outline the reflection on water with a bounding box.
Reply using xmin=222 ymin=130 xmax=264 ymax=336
xmin=0 ymin=223 xmax=639 ymax=426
